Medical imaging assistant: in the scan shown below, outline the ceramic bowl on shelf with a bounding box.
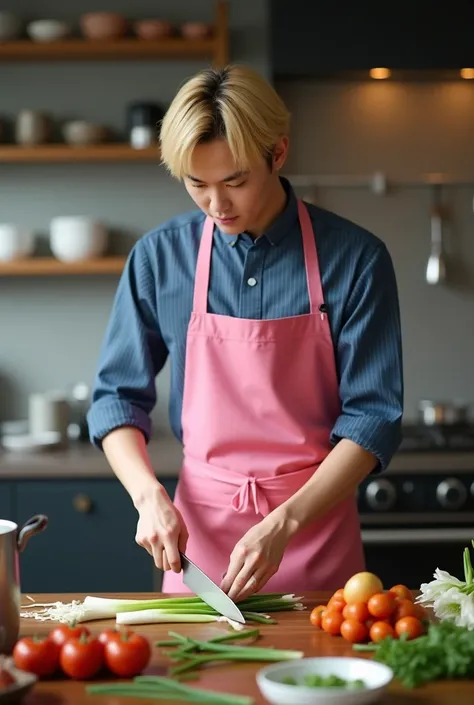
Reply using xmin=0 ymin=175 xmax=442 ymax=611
xmin=62 ymin=121 xmax=107 ymax=146
xmin=79 ymin=12 xmax=127 ymax=40
xmin=0 ymin=12 xmax=21 ymax=41
xmin=26 ymin=19 xmax=71 ymax=42
xmin=180 ymin=21 xmax=212 ymax=39
xmin=133 ymin=19 xmax=174 ymax=40
xmin=49 ymin=216 xmax=108 ymax=262
xmin=256 ymin=657 xmax=394 ymax=705
xmin=0 ymin=224 xmax=35 ymax=261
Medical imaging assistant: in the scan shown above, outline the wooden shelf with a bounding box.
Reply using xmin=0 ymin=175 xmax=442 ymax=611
xmin=0 ymin=3 xmax=228 ymax=66
xmin=0 ymin=144 xmax=160 ymax=163
xmin=0 ymin=257 xmax=127 ymax=276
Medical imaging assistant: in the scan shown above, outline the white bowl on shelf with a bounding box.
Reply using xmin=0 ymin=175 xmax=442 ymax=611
xmin=256 ymin=657 xmax=393 ymax=705
xmin=26 ymin=19 xmax=71 ymax=42
xmin=49 ymin=216 xmax=108 ymax=262
xmin=0 ymin=224 xmax=35 ymax=261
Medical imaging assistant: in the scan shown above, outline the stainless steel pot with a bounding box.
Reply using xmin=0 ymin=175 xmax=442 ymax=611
xmin=418 ymin=399 xmax=469 ymax=426
xmin=0 ymin=514 xmax=48 ymax=653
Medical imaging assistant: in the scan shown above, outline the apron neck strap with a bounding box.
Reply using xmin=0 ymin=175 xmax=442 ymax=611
xmin=193 ymin=201 xmax=323 ymax=314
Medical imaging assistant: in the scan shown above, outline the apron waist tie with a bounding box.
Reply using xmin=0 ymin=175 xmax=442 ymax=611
xmin=231 ymin=477 xmax=270 ymax=516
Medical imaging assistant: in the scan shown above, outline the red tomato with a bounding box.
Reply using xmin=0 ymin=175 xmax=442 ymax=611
xmin=367 ymin=592 xmax=396 ymax=619
xmin=331 ymin=589 xmax=345 ymax=601
xmin=342 ymin=602 xmax=369 ymax=622
xmin=97 ymin=628 xmax=130 ymax=646
xmin=104 ymin=632 xmax=151 ymax=678
xmin=388 ymin=584 xmax=413 ymax=601
xmin=13 ymin=636 xmax=60 ymax=677
xmin=392 ymin=598 xmax=416 ymax=622
xmin=395 ymin=616 xmax=423 ymax=640
xmin=321 ymin=610 xmax=345 ymax=636
xmin=326 ymin=597 xmax=346 ymax=613
xmin=340 ymin=619 xmax=368 ymax=644
xmin=59 ymin=635 xmax=104 ymax=680
xmin=49 ymin=624 xmax=90 ymax=647
xmin=369 ymin=621 xmax=395 ymax=643
xmin=309 ymin=606 xmax=326 ymax=628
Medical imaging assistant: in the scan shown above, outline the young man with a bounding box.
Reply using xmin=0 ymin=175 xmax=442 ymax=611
xmin=88 ymin=64 xmax=403 ymax=602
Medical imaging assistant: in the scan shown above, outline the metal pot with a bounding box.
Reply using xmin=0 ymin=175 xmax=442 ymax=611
xmin=0 ymin=514 xmax=48 ymax=653
xmin=418 ymin=399 xmax=469 ymax=426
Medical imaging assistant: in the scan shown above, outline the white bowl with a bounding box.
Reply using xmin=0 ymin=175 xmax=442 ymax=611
xmin=256 ymin=657 xmax=393 ymax=705
xmin=26 ymin=19 xmax=70 ymax=42
xmin=0 ymin=224 xmax=35 ymax=261
xmin=0 ymin=12 xmax=21 ymax=41
xmin=62 ymin=120 xmax=106 ymax=146
xmin=49 ymin=216 xmax=108 ymax=262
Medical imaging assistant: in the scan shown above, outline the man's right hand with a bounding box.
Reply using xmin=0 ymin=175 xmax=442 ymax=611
xmin=134 ymin=485 xmax=188 ymax=572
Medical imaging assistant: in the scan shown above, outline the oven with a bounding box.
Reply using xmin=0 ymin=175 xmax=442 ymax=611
xmin=357 ymin=423 xmax=474 ymax=590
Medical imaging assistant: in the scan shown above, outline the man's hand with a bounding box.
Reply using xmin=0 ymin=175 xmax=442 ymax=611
xmin=220 ymin=512 xmax=294 ymax=602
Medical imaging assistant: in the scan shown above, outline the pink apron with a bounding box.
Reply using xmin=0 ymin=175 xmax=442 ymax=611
xmin=162 ymin=200 xmax=365 ymax=594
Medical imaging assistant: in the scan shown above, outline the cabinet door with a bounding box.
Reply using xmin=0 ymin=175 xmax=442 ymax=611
xmin=16 ymin=480 xmax=156 ymax=593
xmin=0 ymin=481 xmax=14 ymax=521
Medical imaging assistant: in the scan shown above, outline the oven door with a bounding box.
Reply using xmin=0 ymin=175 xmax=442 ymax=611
xmin=362 ymin=527 xmax=473 ymax=590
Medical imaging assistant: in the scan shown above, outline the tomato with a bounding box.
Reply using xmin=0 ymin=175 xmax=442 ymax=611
xmin=326 ymin=597 xmax=345 ymax=613
xmin=59 ymin=635 xmax=104 ymax=680
xmin=369 ymin=621 xmax=395 ymax=643
xmin=309 ymin=605 xmax=326 ymax=628
xmin=49 ymin=623 xmax=90 ymax=647
xmin=392 ymin=598 xmax=416 ymax=622
xmin=343 ymin=572 xmax=383 ymax=604
xmin=395 ymin=616 xmax=423 ymax=640
xmin=388 ymin=584 xmax=413 ymax=601
xmin=342 ymin=601 xmax=369 ymax=623
xmin=367 ymin=592 xmax=396 ymax=619
xmin=331 ymin=589 xmax=345 ymax=601
xmin=321 ymin=610 xmax=345 ymax=636
xmin=340 ymin=619 xmax=368 ymax=644
xmin=97 ymin=628 xmax=130 ymax=646
xmin=13 ymin=636 xmax=60 ymax=677
xmin=104 ymin=632 xmax=151 ymax=678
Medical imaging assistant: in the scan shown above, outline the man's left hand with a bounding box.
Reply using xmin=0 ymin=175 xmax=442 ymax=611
xmin=219 ymin=513 xmax=294 ymax=602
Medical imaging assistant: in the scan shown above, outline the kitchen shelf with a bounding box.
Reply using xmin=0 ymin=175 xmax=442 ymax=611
xmin=0 ymin=144 xmax=160 ymax=163
xmin=0 ymin=2 xmax=228 ymax=66
xmin=0 ymin=257 xmax=127 ymax=277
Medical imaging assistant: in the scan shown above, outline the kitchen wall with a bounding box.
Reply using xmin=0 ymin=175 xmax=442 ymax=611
xmin=1 ymin=1 xmax=473 ymax=433
xmin=0 ymin=0 xmax=270 ymax=431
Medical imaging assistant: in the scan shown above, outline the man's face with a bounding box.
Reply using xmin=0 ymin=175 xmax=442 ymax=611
xmin=183 ymin=137 xmax=288 ymax=236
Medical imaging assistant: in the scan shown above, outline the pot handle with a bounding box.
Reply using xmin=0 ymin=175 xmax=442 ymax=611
xmin=17 ymin=514 xmax=48 ymax=552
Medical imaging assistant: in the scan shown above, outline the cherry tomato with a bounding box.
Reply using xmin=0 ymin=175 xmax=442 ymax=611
xmin=59 ymin=635 xmax=104 ymax=680
xmin=309 ymin=605 xmax=326 ymax=628
xmin=395 ymin=616 xmax=423 ymax=640
xmin=392 ymin=598 xmax=416 ymax=622
xmin=97 ymin=628 xmax=131 ymax=646
xmin=321 ymin=610 xmax=345 ymax=636
xmin=342 ymin=601 xmax=369 ymax=622
xmin=331 ymin=589 xmax=345 ymax=601
xmin=369 ymin=621 xmax=395 ymax=643
xmin=388 ymin=584 xmax=413 ymax=601
xmin=13 ymin=636 xmax=60 ymax=677
xmin=367 ymin=592 xmax=396 ymax=619
xmin=340 ymin=619 xmax=368 ymax=644
xmin=104 ymin=632 xmax=151 ymax=678
xmin=49 ymin=623 xmax=90 ymax=647
xmin=326 ymin=597 xmax=346 ymax=613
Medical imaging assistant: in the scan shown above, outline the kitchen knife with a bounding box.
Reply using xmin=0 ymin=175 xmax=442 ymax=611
xmin=180 ymin=552 xmax=246 ymax=624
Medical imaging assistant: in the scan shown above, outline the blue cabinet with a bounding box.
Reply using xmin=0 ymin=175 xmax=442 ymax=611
xmin=16 ymin=478 xmax=178 ymax=594
xmin=0 ymin=481 xmax=14 ymax=521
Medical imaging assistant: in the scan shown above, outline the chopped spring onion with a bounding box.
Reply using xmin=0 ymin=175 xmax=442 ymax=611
xmin=116 ymin=610 xmax=245 ymax=631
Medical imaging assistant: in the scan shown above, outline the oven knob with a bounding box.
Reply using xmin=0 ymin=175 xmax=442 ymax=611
xmin=436 ymin=479 xmax=467 ymax=510
xmin=365 ymin=479 xmax=396 ymax=511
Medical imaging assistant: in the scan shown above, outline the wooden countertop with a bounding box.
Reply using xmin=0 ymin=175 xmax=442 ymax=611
xmin=18 ymin=591 xmax=474 ymax=704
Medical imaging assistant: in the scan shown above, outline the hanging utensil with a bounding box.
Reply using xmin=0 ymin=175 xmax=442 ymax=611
xmin=426 ymin=184 xmax=447 ymax=285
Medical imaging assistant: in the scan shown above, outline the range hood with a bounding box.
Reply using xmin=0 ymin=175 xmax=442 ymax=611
xmin=270 ymin=1 xmax=474 ymax=81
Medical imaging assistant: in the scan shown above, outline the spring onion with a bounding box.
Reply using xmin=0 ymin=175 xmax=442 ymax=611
xmin=87 ymin=675 xmax=254 ymax=704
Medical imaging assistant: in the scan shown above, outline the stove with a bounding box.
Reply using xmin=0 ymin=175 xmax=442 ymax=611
xmin=357 ymin=423 xmax=474 ymax=588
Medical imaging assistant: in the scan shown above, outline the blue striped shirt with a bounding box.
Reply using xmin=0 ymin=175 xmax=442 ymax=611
xmin=88 ymin=178 xmax=403 ymax=471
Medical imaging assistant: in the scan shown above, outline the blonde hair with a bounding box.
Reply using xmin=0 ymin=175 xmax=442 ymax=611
xmin=159 ymin=64 xmax=291 ymax=179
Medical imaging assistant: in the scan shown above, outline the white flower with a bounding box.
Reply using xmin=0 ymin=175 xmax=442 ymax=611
xmin=416 ymin=568 xmax=466 ymax=606
xmin=458 ymin=593 xmax=474 ymax=630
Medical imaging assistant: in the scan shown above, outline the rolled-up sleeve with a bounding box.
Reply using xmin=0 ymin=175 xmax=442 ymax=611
xmin=330 ymin=242 xmax=403 ymax=471
xmin=87 ymin=239 xmax=168 ymax=448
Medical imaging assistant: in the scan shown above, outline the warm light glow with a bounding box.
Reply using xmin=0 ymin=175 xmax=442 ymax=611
xmin=460 ymin=68 xmax=474 ymax=79
xmin=369 ymin=67 xmax=391 ymax=80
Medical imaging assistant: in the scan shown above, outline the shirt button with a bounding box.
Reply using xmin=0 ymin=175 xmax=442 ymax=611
xmin=247 ymin=277 xmax=257 ymax=287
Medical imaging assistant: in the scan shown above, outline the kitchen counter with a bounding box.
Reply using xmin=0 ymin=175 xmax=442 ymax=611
xmin=1 ymin=438 xmax=474 ymax=479
xmin=19 ymin=591 xmax=474 ymax=704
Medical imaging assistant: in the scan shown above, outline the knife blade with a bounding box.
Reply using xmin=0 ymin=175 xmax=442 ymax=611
xmin=180 ymin=552 xmax=246 ymax=624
